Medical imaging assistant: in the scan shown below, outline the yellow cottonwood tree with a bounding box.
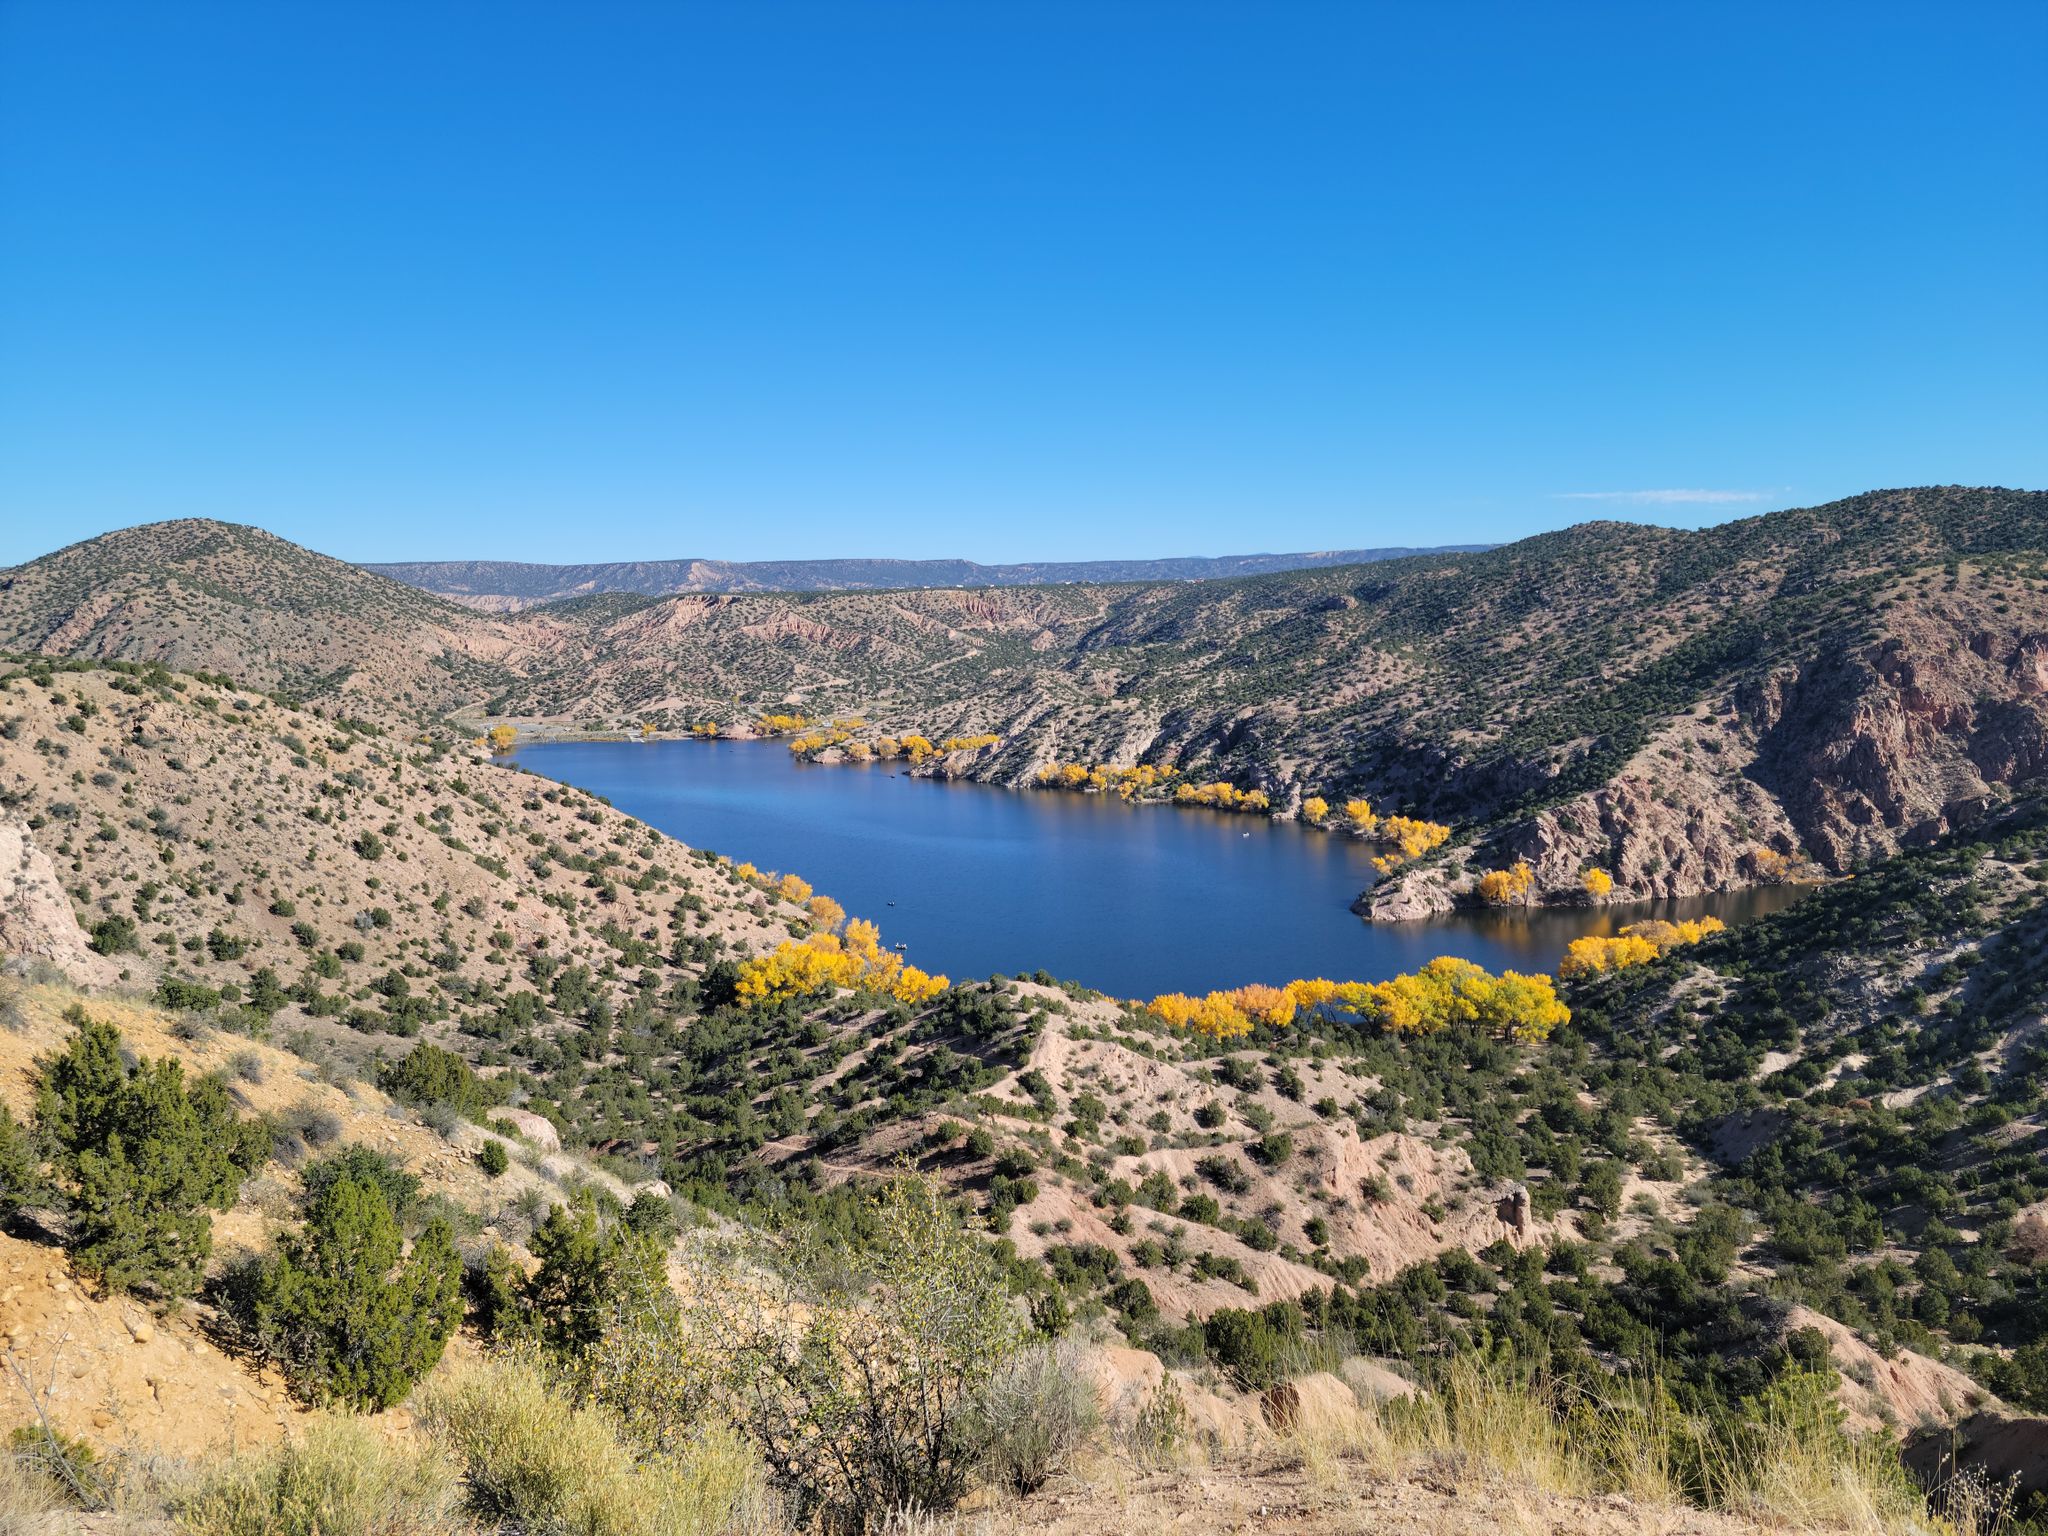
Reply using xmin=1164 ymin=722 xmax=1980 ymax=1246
xmin=1302 ymin=796 xmax=1329 ymax=824
xmin=1582 ymin=867 xmax=1614 ymax=897
xmin=1475 ymin=861 xmax=1535 ymax=906
xmin=1146 ymin=957 xmax=1566 ymax=1045
xmin=1558 ymin=916 xmax=1725 ymax=979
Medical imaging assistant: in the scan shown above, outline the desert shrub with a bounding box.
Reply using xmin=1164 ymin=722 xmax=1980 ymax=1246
xmin=1718 ymin=1369 xmax=1925 ymax=1528
xmin=35 ymin=1011 xmax=268 ymax=1297
xmin=86 ymin=914 xmax=138 ymax=956
xmin=271 ymin=1102 xmax=346 ymax=1164
xmin=623 ymin=1189 xmax=679 ymax=1244
xmin=520 ymin=1194 xmax=670 ymax=1354
xmin=171 ymin=1415 xmax=465 ymax=1536
xmin=7 ymin=1422 xmax=104 ymax=1508
xmin=0 ymin=1104 xmax=44 ymax=1221
xmin=478 ymin=1140 xmax=509 ymax=1178
xmin=377 ymin=1043 xmax=501 ymax=1118
xmin=416 ymin=1355 xmax=767 ymax=1536
xmin=253 ymin=1174 xmax=462 ymax=1411
xmin=684 ymin=1174 xmax=1023 ymax=1525
xmin=301 ymin=1146 xmax=420 ymax=1224
xmin=962 ymin=1338 xmax=1101 ymax=1494
xmin=1120 ymin=1374 xmax=1190 ymax=1468
xmin=0 ymin=1445 xmax=62 ymax=1527
xmin=155 ymin=975 xmax=223 ymax=1011
xmin=1201 ymin=1303 xmax=1301 ymax=1390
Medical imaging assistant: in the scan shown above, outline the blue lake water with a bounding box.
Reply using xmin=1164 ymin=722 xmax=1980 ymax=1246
xmin=510 ymin=739 xmax=1803 ymax=999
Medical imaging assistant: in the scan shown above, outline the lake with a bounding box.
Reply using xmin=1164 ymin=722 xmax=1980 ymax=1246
xmin=510 ymin=739 xmax=1805 ymax=999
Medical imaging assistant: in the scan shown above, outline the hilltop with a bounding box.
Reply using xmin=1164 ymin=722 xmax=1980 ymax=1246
xmin=0 ymin=655 xmax=809 ymax=1075
xmin=0 ymin=521 xmax=552 ymax=719
xmin=367 ymin=544 xmax=1496 ymax=609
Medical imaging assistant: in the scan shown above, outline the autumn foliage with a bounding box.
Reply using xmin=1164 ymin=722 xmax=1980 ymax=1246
xmin=1033 ymin=761 xmax=1179 ymax=801
xmin=1582 ymin=866 xmax=1614 ymax=897
xmin=1145 ymin=958 xmax=1567 ymax=1044
xmin=1173 ymin=780 xmax=1272 ymax=813
xmin=790 ymin=729 xmax=999 ymax=764
xmin=1558 ymin=916 xmax=1726 ymax=980
xmin=1369 ymin=814 xmax=1452 ymax=873
xmin=734 ymin=922 xmax=948 ymax=1006
xmin=1475 ymin=860 xmax=1535 ymax=906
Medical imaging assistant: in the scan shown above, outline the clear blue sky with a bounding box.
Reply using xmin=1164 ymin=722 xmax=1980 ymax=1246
xmin=2 ymin=2 xmax=2043 ymax=568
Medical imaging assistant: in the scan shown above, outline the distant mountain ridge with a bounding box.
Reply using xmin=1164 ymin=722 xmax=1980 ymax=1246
xmin=365 ymin=545 xmax=1497 ymax=609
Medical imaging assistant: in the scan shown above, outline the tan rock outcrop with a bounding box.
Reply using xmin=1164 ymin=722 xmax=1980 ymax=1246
xmin=0 ymin=819 xmax=120 ymax=987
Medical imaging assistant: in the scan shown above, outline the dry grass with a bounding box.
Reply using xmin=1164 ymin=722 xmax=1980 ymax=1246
xmin=1250 ymin=1358 xmax=1962 ymax=1536
xmin=0 ymin=1452 xmax=63 ymax=1536
xmin=168 ymin=1416 xmax=471 ymax=1536
xmin=415 ymin=1355 xmax=774 ymax=1536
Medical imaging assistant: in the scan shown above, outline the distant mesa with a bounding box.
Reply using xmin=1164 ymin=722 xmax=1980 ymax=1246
xmin=364 ymin=545 xmax=1499 ymax=609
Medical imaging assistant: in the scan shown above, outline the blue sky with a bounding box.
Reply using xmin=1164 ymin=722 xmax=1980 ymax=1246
xmin=2 ymin=2 xmax=2043 ymax=567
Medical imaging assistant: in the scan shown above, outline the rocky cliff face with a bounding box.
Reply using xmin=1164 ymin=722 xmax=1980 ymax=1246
xmin=1371 ymin=575 xmax=2048 ymax=917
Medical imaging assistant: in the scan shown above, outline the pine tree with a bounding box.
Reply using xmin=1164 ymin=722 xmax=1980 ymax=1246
xmin=522 ymin=1194 xmax=667 ymax=1353
xmin=254 ymin=1175 xmax=462 ymax=1411
xmin=36 ymin=1013 xmax=267 ymax=1298
xmin=0 ymin=1104 xmax=43 ymax=1221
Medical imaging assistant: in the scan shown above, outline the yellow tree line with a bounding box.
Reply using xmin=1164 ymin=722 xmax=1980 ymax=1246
xmin=725 ymin=859 xmax=948 ymax=1005
xmin=735 ymin=925 xmax=948 ymax=1007
xmin=1473 ymin=862 xmax=1616 ymax=907
xmin=1558 ymin=917 xmax=1725 ymax=979
xmin=1034 ymin=761 xmax=1180 ymax=801
xmin=788 ymin=730 xmax=1001 ymax=764
xmin=1144 ymin=956 xmax=1568 ymax=1045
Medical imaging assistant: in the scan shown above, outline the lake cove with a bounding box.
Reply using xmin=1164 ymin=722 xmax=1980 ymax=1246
xmin=511 ymin=739 xmax=1805 ymax=1000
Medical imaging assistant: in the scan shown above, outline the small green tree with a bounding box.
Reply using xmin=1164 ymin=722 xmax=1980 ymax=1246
xmin=301 ymin=1146 xmax=420 ymax=1222
xmin=0 ymin=1104 xmax=44 ymax=1222
xmin=377 ymin=1043 xmax=499 ymax=1117
xmin=36 ymin=1013 xmax=267 ymax=1298
xmin=521 ymin=1194 xmax=668 ymax=1354
xmin=254 ymin=1174 xmax=462 ymax=1411
xmin=477 ymin=1140 xmax=508 ymax=1178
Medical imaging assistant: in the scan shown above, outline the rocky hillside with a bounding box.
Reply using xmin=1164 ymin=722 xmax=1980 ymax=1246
xmin=6 ymin=487 xmax=2048 ymax=917
xmin=0 ymin=656 xmax=2043 ymax=1529
xmin=0 ymin=655 xmax=809 ymax=1079
xmin=368 ymin=544 xmax=1494 ymax=609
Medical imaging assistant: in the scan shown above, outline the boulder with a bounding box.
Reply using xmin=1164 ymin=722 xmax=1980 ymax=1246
xmin=1339 ymin=1355 xmax=1419 ymax=1403
xmin=1263 ymin=1372 xmax=1366 ymax=1437
xmin=489 ymin=1108 xmax=561 ymax=1151
xmin=1170 ymin=1371 xmax=1255 ymax=1452
xmin=0 ymin=819 xmax=121 ymax=987
xmin=1086 ymin=1345 xmax=1165 ymax=1417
